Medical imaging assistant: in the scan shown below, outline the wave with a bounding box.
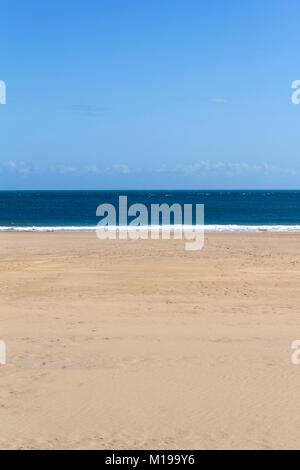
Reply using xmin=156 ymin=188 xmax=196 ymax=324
xmin=1 ymin=224 xmax=300 ymax=232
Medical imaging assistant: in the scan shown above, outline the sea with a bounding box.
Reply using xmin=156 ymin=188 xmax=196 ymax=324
xmin=1 ymin=190 xmax=300 ymax=232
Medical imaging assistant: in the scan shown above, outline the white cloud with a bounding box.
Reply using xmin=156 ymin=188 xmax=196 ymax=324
xmin=209 ymin=97 xmax=230 ymax=104
xmin=67 ymin=104 xmax=106 ymax=117
xmin=1 ymin=160 xmax=298 ymax=178
xmin=50 ymin=165 xmax=77 ymax=174
xmin=5 ymin=161 xmax=31 ymax=176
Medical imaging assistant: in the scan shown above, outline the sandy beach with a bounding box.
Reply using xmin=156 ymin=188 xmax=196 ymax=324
xmin=1 ymin=232 xmax=300 ymax=449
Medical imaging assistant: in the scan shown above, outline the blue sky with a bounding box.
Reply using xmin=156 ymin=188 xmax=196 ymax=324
xmin=0 ymin=0 xmax=300 ymax=189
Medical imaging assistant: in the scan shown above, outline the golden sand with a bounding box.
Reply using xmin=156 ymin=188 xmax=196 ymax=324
xmin=0 ymin=232 xmax=300 ymax=449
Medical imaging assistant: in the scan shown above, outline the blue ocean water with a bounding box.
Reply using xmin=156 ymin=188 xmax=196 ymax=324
xmin=1 ymin=190 xmax=300 ymax=231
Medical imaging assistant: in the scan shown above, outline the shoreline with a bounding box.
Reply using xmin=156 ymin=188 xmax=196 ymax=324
xmin=1 ymin=225 xmax=300 ymax=232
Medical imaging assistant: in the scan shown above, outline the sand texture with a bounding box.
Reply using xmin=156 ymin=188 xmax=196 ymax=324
xmin=1 ymin=232 xmax=300 ymax=449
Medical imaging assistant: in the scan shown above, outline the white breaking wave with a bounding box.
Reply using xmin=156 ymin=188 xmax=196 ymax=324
xmin=1 ymin=225 xmax=300 ymax=232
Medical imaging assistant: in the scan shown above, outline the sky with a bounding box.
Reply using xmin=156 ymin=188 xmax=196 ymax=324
xmin=0 ymin=0 xmax=300 ymax=190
